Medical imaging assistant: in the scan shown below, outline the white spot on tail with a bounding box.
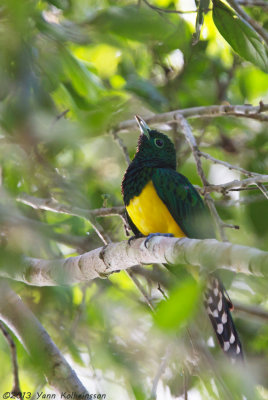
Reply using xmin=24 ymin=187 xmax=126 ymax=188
xmin=224 ymin=342 xmax=230 ymax=351
xmin=217 ymin=324 xmax=223 ymax=334
xmin=222 ymin=312 xmax=227 ymax=324
xmin=213 ymin=309 xmax=219 ymax=318
xmin=230 ymin=333 xmax=235 ymax=344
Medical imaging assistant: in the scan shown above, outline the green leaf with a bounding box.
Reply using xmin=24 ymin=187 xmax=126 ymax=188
xmin=89 ymin=6 xmax=177 ymax=43
xmin=154 ymin=278 xmax=201 ymax=331
xmin=212 ymin=0 xmax=268 ymax=73
xmin=61 ymin=48 xmax=103 ymax=102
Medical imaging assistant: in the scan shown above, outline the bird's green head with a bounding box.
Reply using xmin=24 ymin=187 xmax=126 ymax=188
xmin=134 ymin=115 xmax=176 ymax=169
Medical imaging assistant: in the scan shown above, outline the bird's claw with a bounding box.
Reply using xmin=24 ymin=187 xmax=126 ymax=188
xmin=144 ymin=233 xmax=174 ymax=248
xmin=128 ymin=234 xmax=143 ymax=245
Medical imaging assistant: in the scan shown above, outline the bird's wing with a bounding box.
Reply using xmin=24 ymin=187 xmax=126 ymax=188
xmin=151 ymin=168 xmax=215 ymax=239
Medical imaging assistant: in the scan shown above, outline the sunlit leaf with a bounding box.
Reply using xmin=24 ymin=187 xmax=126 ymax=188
xmin=61 ymin=48 xmax=103 ymax=101
xmin=212 ymin=0 xmax=268 ymax=72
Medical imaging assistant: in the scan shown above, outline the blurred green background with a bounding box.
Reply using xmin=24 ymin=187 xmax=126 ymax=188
xmin=0 ymin=0 xmax=267 ymax=398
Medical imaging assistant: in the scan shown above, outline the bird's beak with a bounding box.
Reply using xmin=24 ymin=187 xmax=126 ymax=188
xmin=135 ymin=115 xmax=150 ymax=139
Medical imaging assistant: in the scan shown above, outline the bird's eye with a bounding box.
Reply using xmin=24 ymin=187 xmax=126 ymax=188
xmin=154 ymin=138 xmax=164 ymax=148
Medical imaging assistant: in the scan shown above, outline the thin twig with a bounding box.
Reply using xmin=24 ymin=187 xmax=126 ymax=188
xmin=229 ymin=185 xmax=268 ymax=192
xmin=176 ymin=116 xmax=209 ymax=186
xmin=128 ymin=270 xmax=155 ymax=312
xmin=204 ymin=175 xmax=268 ymax=194
xmin=116 ymin=103 xmax=268 ymax=133
xmin=157 ymin=282 xmax=168 ymax=300
xmin=237 ymin=0 xmax=268 ymax=8
xmin=199 ymin=151 xmax=263 ymax=177
xmin=142 ymin=0 xmax=198 ymax=14
xmin=50 ymin=109 xmax=70 ymax=129
xmin=16 ymin=193 xmax=124 ymax=245
xmin=110 ymin=129 xmax=131 ymax=165
xmin=0 ymin=321 xmax=21 ymax=398
xmin=255 ymin=182 xmax=268 ymax=200
xmin=17 ymin=193 xmax=125 ymax=219
xmin=227 ymin=0 xmax=268 ymax=45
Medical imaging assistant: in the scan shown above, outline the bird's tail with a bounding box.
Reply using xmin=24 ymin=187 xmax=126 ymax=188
xmin=204 ymin=276 xmax=243 ymax=361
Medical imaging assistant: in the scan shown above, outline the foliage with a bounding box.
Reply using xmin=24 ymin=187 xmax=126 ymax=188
xmin=0 ymin=0 xmax=267 ymax=399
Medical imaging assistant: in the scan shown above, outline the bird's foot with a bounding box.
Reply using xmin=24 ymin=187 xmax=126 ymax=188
xmin=144 ymin=233 xmax=174 ymax=249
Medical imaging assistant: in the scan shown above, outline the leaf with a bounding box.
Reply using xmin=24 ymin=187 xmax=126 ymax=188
xmin=212 ymin=0 xmax=268 ymax=73
xmin=154 ymin=278 xmax=201 ymax=331
xmin=89 ymin=6 xmax=177 ymax=44
xmin=61 ymin=48 xmax=103 ymax=102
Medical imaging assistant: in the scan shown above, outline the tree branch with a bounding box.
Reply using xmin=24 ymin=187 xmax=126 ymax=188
xmin=0 ymin=237 xmax=266 ymax=286
xmin=0 ymin=281 xmax=89 ymax=394
xmin=116 ymin=103 xmax=268 ymax=133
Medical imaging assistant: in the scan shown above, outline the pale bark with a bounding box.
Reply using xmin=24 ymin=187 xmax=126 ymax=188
xmin=0 ymin=237 xmax=266 ymax=286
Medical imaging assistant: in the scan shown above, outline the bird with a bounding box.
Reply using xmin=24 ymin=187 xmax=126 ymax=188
xmin=121 ymin=115 xmax=243 ymax=361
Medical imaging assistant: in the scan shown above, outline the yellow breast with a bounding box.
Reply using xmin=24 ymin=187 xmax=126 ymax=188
xmin=126 ymin=180 xmax=185 ymax=238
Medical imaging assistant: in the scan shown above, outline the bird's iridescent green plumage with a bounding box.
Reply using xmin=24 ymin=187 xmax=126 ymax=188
xmin=121 ymin=128 xmax=215 ymax=239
